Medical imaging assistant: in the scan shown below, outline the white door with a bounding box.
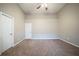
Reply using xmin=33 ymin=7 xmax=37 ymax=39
xmin=25 ymin=23 xmax=32 ymax=39
xmin=0 ymin=12 xmax=14 ymax=52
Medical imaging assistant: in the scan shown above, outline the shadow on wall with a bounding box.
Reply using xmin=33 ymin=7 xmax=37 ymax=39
xmin=32 ymin=34 xmax=60 ymax=39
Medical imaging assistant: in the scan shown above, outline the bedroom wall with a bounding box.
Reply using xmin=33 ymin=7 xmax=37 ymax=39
xmin=58 ymin=4 xmax=79 ymax=46
xmin=25 ymin=14 xmax=60 ymax=39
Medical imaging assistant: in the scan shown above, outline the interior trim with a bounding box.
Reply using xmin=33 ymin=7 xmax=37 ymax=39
xmin=32 ymin=34 xmax=60 ymax=39
xmin=32 ymin=38 xmax=60 ymax=39
xmin=60 ymin=39 xmax=79 ymax=48
xmin=14 ymin=39 xmax=25 ymax=47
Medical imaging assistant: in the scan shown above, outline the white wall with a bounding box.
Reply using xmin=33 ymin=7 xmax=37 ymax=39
xmin=25 ymin=14 xmax=60 ymax=39
xmin=0 ymin=3 xmax=25 ymax=53
xmin=58 ymin=4 xmax=79 ymax=46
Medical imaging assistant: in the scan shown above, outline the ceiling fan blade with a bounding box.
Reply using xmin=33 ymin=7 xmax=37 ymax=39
xmin=36 ymin=5 xmax=41 ymax=9
xmin=45 ymin=7 xmax=48 ymax=11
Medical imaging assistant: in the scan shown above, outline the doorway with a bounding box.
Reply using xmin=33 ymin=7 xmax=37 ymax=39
xmin=25 ymin=23 xmax=32 ymax=39
xmin=0 ymin=11 xmax=14 ymax=52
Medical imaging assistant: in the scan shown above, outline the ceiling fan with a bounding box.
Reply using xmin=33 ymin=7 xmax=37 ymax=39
xmin=36 ymin=3 xmax=48 ymax=11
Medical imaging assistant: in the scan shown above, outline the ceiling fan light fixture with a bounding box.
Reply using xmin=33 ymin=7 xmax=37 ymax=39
xmin=41 ymin=3 xmax=47 ymax=7
xmin=36 ymin=3 xmax=48 ymax=11
xmin=41 ymin=4 xmax=44 ymax=7
xmin=36 ymin=5 xmax=41 ymax=9
xmin=45 ymin=7 xmax=48 ymax=11
xmin=44 ymin=3 xmax=47 ymax=7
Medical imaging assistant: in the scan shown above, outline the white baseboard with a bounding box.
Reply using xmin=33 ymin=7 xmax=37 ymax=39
xmin=0 ymin=39 xmax=25 ymax=55
xmin=14 ymin=39 xmax=24 ymax=47
xmin=32 ymin=34 xmax=60 ymax=40
xmin=60 ymin=39 xmax=79 ymax=48
xmin=32 ymin=38 xmax=60 ymax=39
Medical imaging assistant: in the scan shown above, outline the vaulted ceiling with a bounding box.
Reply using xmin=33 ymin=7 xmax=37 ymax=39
xmin=19 ymin=3 xmax=66 ymax=14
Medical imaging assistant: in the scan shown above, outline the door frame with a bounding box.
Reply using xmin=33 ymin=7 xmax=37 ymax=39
xmin=0 ymin=11 xmax=14 ymax=53
xmin=25 ymin=23 xmax=32 ymax=39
